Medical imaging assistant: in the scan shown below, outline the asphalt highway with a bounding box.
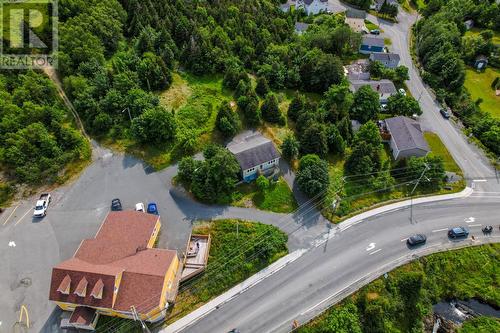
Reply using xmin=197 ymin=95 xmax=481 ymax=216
xmin=179 ymin=196 xmax=500 ymax=333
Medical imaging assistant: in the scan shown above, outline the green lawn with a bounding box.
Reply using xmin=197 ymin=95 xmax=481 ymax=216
xmin=324 ymin=133 xmax=464 ymax=222
xmin=165 ymin=219 xmax=288 ymax=324
xmin=300 ymin=244 xmax=500 ymax=332
xmin=104 ymin=72 xmax=232 ymax=169
xmin=465 ymin=28 xmax=500 ymax=46
xmin=364 ymin=20 xmax=381 ymax=32
xmin=424 ymin=132 xmax=462 ymax=174
xmin=232 ymin=177 xmax=298 ymax=213
xmin=464 ymin=67 xmax=500 ymax=119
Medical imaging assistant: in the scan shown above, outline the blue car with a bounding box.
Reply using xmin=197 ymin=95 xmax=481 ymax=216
xmin=448 ymin=226 xmax=469 ymax=238
xmin=147 ymin=202 xmax=159 ymax=215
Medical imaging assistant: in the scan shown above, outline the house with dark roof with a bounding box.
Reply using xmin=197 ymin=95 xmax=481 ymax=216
xmin=349 ymin=79 xmax=397 ymax=103
xmin=360 ymin=36 xmax=385 ymax=54
xmin=370 ymin=52 xmax=400 ymax=68
xmin=227 ymin=133 xmax=280 ymax=182
xmin=383 ymin=116 xmax=430 ymax=160
xmin=50 ymin=211 xmax=180 ymax=330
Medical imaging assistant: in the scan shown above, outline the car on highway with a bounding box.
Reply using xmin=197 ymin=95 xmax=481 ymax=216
xmin=407 ymin=234 xmax=427 ymax=246
xmin=228 ymin=330 xmax=240 ymax=333
xmin=448 ymin=226 xmax=469 ymax=238
xmin=370 ymin=29 xmax=380 ymax=35
xmin=440 ymin=108 xmax=451 ymax=119
xmin=33 ymin=193 xmax=51 ymax=217
xmin=135 ymin=202 xmax=145 ymax=212
xmin=111 ymin=198 xmax=122 ymax=211
xmin=147 ymin=202 xmax=159 ymax=215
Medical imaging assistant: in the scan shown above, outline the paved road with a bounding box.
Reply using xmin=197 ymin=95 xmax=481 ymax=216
xmin=178 ymin=196 xmax=500 ymax=333
xmin=366 ymin=9 xmax=499 ymax=192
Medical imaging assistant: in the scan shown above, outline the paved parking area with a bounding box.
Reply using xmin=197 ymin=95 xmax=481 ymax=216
xmin=0 ymin=142 xmax=329 ymax=332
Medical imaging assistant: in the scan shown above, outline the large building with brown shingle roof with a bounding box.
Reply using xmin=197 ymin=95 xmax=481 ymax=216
xmin=49 ymin=211 xmax=180 ymax=330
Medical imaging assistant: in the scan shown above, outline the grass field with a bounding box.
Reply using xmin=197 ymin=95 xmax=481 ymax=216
xmin=424 ymin=132 xmax=462 ymax=174
xmin=105 ymin=72 xmax=232 ymax=169
xmin=300 ymin=244 xmax=500 ymax=332
xmin=232 ymin=177 xmax=298 ymax=213
xmin=465 ymin=28 xmax=500 ymax=46
xmin=364 ymin=20 xmax=381 ymax=32
xmin=324 ymin=133 xmax=464 ymax=222
xmin=464 ymin=67 xmax=500 ymax=119
xmin=165 ymin=219 xmax=288 ymax=324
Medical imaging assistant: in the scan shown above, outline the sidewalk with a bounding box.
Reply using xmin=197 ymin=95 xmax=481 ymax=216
xmin=161 ymin=187 xmax=473 ymax=333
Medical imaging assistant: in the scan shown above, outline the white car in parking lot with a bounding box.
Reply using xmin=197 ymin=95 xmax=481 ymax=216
xmin=135 ymin=202 xmax=145 ymax=212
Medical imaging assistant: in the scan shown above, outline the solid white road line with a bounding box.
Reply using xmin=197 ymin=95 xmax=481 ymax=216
xmin=432 ymin=228 xmax=448 ymax=233
xmin=14 ymin=208 xmax=32 ymax=226
xmin=369 ymin=249 xmax=382 ymax=256
xmin=2 ymin=205 xmax=19 ymax=226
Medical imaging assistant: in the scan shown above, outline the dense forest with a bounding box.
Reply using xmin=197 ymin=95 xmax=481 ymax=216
xmin=415 ymin=0 xmax=500 ymax=156
xmin=0 ymin=70 xmax=90 ymax=204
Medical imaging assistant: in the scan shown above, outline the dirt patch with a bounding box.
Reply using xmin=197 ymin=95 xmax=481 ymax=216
xmin=159 ymin=73 xmax=193 ymax=110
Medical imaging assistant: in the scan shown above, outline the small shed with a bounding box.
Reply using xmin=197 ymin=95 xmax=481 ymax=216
xmin=474 ymin=55 xmax=488 ymax=70
xmin=295 ymin=22 xmax=310 ymax=34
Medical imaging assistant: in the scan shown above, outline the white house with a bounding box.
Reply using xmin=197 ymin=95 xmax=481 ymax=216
xmin=227 ymin=133 xmax=281 ymax=182
xmin=281 ymin=0 xmax=328 ymax=15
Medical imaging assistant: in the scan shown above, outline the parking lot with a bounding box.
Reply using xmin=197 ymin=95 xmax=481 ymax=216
xmin=0 ymin=145 xmax=193 ymax=332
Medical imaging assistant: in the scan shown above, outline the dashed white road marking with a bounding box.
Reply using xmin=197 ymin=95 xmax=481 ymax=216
xmin=8 ymin=241 xmax=16 ymax=247
xmin=14 ymin=208 xmax=32 ymax=226
xmin=369 ymin=249 xmax=382 ymax=255
xmin=473 ymin=179 xmax=487 ymax=182
xmin=2 ymin=205 xmax=19 ymax=225
xmin=365 ymin=243 xmax=376 ymax=251
xmin=465 ymin=217 xmax=475 ymax=223
xmin=468 ymin=224 xmax=482 ymax=227
xmin=432 ymin=228 xmax=448 ymax=233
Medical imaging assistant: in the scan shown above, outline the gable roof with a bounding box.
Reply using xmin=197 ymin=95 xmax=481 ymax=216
xmin=370 ymin=53 xmax=400 ymax=62
xmin=385 ymin=116 xmax=430 ymax=152
xmin=227 ymin=134 xmax=280 ymax=170
xmin=361 ymin=36 xmax=385 ymax=48
xmin=49 ymin=211 xmax=177 ymax=315
xmin=350 ymin=79 xmax=397 ymax=95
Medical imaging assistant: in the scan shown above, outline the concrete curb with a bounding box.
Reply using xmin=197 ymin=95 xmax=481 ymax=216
xmin=162 ymin=187 xmax=472 ymax=332
xmin=161 ymin=248 xmax=307 ymax=333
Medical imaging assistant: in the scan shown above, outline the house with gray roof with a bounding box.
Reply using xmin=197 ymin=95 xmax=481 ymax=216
xmin=281 ymin=0 xmax=328 ymax=15
xmin=369 ymin=52 xmax=400 ymax=68
xmin=383 ymin=116 xmax=430 ymax=160
xmin=360 ymin=36 xmax=385 ymax=54
xmin=227 ymin=133 xmax=280 ymax=182
xmin=349 ymin=79 xmax=397 ymax=103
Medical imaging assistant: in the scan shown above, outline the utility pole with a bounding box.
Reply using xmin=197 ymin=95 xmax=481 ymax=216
xmin=122 ymin=107 xmax=132 ymax=122
xmin=130 ymin=305 xmax=151 ymax=333
xmin=409 ymin=163 xmax=430 ymax=223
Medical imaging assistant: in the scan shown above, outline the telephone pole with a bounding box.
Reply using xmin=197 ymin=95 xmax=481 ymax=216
xmin=409 ymin=163 xmax=430 ymax=223
xmin=130 ymin=305 xmax=151 ymax=333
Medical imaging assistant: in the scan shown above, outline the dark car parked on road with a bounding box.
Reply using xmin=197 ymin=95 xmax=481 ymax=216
xmin=440 ymin=108 xmax=451 ymax=119
xmin=111 ymin=198 xmax=122 ymax=211
xmin=407 ymin=234 xmax=427 ymax=246
xmin=448 ymin=226 xmax=469 ymax=238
